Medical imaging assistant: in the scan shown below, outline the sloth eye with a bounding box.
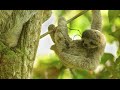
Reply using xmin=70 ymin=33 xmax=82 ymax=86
xmin=90 ymin=41 xmax=96 ymax=45
xmin=81 ymin=40 xmax=84 ymax=43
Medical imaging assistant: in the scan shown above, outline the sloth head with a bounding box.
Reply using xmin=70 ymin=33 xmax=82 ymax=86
xmin=58 ymin=17 xmax=67 ymax=27
xmin=81 ymin=29 xmax=106 ymax=49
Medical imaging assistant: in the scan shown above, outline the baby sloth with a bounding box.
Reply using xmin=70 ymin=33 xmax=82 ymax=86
xmin=48 ymin=17 xmax=106 ymax=70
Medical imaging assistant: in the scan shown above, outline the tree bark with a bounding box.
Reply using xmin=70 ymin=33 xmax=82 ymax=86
xmin=0 ymin=10 xmax=51 ymax=79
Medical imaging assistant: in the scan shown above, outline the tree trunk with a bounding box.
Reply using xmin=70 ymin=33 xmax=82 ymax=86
xmin=0 ymin=10 xmax=51 ymax=79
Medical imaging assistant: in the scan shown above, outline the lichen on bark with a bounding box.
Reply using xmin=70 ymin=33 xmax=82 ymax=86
xmin=0 ymin=10 xmax=51 ymax=79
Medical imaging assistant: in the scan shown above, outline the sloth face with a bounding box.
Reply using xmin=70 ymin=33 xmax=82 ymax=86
xmin=81 ymin=30 xmax=105 ymax=49
xmin=82 ymin=38 xmax=98 ymax=49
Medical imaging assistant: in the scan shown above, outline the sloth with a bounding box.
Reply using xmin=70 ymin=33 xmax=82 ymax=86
xmin=48 ymin=17 xmax=106 ymax=70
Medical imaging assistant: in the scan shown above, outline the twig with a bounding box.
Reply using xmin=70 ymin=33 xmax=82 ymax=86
xmin=67 ymin=10 xmax=88 ymax=23
xmin=39 ymin=29 xmax=54 ymax=39
xmin=40 ymin=10 xmax=89 ymax=39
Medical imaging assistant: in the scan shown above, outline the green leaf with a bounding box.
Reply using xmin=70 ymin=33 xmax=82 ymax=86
xmin=117 ymin=45 xmax=120 ymax=56
xmin=69 ymin=15 xmax=90 ymax=36
xmin=58 ymin=69 xmax=73 ymax=79
xmin=114 ymin=56 xmax=120 ymax=78
xmin=110 ymin=29 xmax=120 ymax=40
xmin=70 ymin=69 xmax=95 ymax=79
xmin=101 ymin=53 xmax=114 ymax=64
xmin=108 ymin=10 xmax=120 ymax=24
xmin=115 ymin=56 xmax=120 ymax=65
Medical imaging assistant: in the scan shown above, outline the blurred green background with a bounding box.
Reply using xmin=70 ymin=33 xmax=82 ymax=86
xmin=32 ymin=10 xmax=120 ymax=79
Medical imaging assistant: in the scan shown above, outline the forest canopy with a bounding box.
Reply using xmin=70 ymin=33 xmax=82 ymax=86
xmin=32 ymin=10 xmax=120 ymax=79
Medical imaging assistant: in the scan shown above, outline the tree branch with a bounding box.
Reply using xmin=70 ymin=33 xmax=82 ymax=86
xmin=67 ymin=10 xmax=88 ymax=23
xmin=40 ymin=10 xmax=89 ymax=39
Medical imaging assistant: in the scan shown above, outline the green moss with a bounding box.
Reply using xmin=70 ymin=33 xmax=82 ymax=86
xmin=0 ymin=41 xmax=6 ymax=52
xmin=0 ymin=41 xmax=17 ymax=60
xmin=4 ymin=49 xmax=17 ymax=60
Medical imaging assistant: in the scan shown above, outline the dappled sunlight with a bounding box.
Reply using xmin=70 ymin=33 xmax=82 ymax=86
xmin=33 ymin=10 xmax=120 ymax=79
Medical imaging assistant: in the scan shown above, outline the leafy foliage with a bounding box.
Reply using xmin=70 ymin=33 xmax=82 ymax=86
xmin=33 ymin=10 xmax=120 ymax=79
xmin=100 ymin=53 xmax=114 ymax=64
xmin=108 ymin=10 xmax=120 ymax=24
